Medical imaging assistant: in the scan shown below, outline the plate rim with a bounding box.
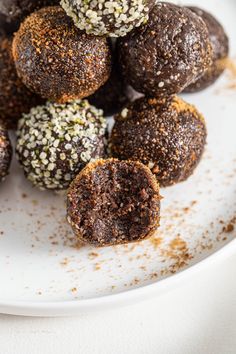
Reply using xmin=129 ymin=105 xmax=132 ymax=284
xmin=0 ymin=237 xmax=235 ymax=317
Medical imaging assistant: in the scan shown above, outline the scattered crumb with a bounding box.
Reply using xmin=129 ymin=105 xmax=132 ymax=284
xmin=94 ymin=263 xmax=101 ymax=271
xmin=60 ymin=258 xmax=69 ymax=266
xmin=88 ymin=252 xmax=99 ymax=259
xmin=223 ymin=223 xmax=234 ymax=233
xmin=71 ymin=287 xmax=77 ymax=293
xmin=150 ymin=236 xmax=162 ymax=249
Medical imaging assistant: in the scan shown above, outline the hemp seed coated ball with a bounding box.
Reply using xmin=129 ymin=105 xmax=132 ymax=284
xmin=110 ymin=96 xmax=207 ymax=187
xmin=117 ymin=2 xmax=212 ymax=97
xmin=67 ymin=159 xmax=161 ymax=247
xmin=16 ymin=100 xmax=107 ymax=191
xmin=12 ymin=6 xmax=112 ymax=103
xmin=0 ymin=0 xmax=59 ymax=22
xmin=0 ymin=36 xmax=44 ymax=129
xmin=184 ymin=7 xmax=229 ymax=92
xmin=61 ymin=0 xmax=154 ymax=37
xmin=0 ymin=121 xmax=12 ymax=182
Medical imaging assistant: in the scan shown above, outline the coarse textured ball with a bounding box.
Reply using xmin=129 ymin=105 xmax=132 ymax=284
xmin=12 ymin=6 xmax=112 ymax=103
xmin=0 ymin=121 xmax=12 ymax=182
xmin=60 ymin=0 xmax=155 ymax=37
xmin=0 ymin=36 xmax=44 ymax=129
xmin=88 ymin=49 xmax=128 ymax=116
xmin=0 ymin=0 xmax=59 ymax=22
xmin=16 ymin=100 xmax=107 ymax=191
xmin=110 ymin=96 xmax=207 ymax=187
xmin=117 ymin=2 xmax=213 ymax=97
xmin=184 ymin=7 xmax=229 ymax=92
xmin=67 ymin=158 xmax=161 ymax=247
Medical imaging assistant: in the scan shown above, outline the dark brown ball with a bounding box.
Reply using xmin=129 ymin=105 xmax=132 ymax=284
xmin=12 ymin=6 xmax=112 ymax=103
xmin=184 ymin=7 xmax=229 ymax=92
xmin=67 ymin=158 xmax=161 ymax=247
xmin=0 ymin=35 xmax=44 ymax=129
xmin=0 ymin=0 xmax=59 ymax=22
xmin=117 ymin=2 xmax=212 ymax=97
xmin=0 ymin=13 xmax=18 ymax=36
xmin=110 ymin=96 xmax=207 ymax=187
xmin=88 ymin=50 xmax=128 ymax=116
xmin=0 ymin=121 xmax=12 ymax=182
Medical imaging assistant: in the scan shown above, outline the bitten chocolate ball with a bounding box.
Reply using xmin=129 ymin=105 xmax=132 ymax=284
xmin=88 ymin=52 xmax=128 ymax=116
xmin=110 ymin=96 xmax=207 ymax=187
xmin=12 ymin=6 xmax=112 ymax=103
xmin=16 ymin=100 xmax=107 ymax=191
xmin=0 ymin=0 xmax=59 ymax=22
xmin=0 ymin=36 xmax=43 ymax=129
xmin=67 ymin=159 xmax=161 ymax=247
xmin=184 ymin=7 xmax=229 ymax=92
xmin=0 ymin=121 xmax=12 ymax=182
xmin=61 ymin=0 xmax=154 ymax=37
xmin=117 ymin=2 xmax=212 ymax=97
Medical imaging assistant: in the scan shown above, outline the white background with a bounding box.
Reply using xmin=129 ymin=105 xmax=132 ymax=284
xmin=0 ymin=254 xmax=235 ymax=354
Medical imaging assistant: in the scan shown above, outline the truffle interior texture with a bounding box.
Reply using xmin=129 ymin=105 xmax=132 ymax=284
xmin=68 ymin=160 xmax=160 ymax=246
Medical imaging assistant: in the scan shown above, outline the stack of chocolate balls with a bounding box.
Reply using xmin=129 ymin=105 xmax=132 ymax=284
xmin=0 ymin=0 xmax=229 ymax=247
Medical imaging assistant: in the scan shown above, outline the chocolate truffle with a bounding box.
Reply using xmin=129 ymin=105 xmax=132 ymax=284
xmin=0 ymin=36 xmax=44 ymax=129
xmin=0 ymin=13 xmax=18 ymax=36
xmin=0 ymin=0 xmax=59 ymax=22
xmin=0 ymin=121 xmax=12 ymax=182
xmin=12 ymin=6 xmax=112 ymax=103
xmin=117 ymin=2 xmax=212 ymax=97
xmin=110 ymin=96 xmax=207 ymax=187
xmin=16 ymin=100 xmax=107 ymax=190
xmin=184 ymin=7 xmax=229 ymax=92
xmin=67 ymin=158 xmax=160 ymax=247
xmin=61 ymin=0 xmax=154 ymax=37
xmin=88 ymin=55 xmax=128 ymax=116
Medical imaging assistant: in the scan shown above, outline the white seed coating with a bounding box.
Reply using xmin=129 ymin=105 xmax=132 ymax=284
xmin=16 ymin=100 xmax=107 ymax=191
xmin=60 ymin=0 xmax=152 ymax=37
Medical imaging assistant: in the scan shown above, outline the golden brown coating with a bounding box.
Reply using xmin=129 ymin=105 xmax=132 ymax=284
xmin=12 ymin=6 xmax=112 ymax=103
xmin=67 ymin=158 xmax=161 ymax=247
xmin=110 ymin=96 xmax=207 ymax=187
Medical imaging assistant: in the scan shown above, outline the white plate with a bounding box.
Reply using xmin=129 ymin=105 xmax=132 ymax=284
xmin=0 ymin=0 xmax=236 ymax=317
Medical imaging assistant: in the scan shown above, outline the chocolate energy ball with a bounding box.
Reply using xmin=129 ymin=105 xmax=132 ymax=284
xmin=110 ymin=96 xmax=207 ymax=187
xmin=12 ymin=6 xmax=112 ymax=103
xmin=67 ymin=159 xmax=161 ymax=247
xmin=0 ymin=0 xmax=59 ymax=22
xmin=184 ymin=7 xmax=229 ymax=92
xmin=88 ymin=53 xmax=128 ymax=116
xmin=0 ymin=121 xmax=12 ymax=182
xmin=61 ymin=0 xmax=154 ymax=37
xmin=16 ymin=100 xmax=107 ymax=191
xmin=117 ymin=2 xmax=212 ymax=97
xmin=0 ymin=13 xmax=18 ymax=36
xmin=88 ymin=67 xmax=128 ymax=116
xmin=0 ymin=36 xmax=44 ymax=129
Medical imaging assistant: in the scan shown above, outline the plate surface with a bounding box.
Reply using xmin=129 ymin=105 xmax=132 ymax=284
xmin=0 ymin=0 xmax=236 ymax=317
